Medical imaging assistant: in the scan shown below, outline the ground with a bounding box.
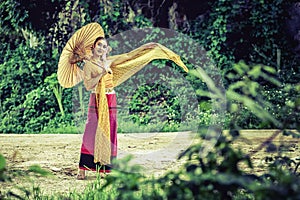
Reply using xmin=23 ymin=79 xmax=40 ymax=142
xmin=0 ymin=130 xmax=299 ymax=197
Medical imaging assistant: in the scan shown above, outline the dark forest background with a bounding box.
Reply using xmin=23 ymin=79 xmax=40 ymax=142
xmin=0 ymin=0 xmax=299 ymax=133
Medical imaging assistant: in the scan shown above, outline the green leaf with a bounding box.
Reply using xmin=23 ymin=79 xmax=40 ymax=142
xmin=196 ymin=89 xmax=212 ymax=98
xmin=263 ymin=66 xmax=277 ymax=74
xmin=114 ymin=11 xmax=120 ymax=17
xmin=233 ymin=62 xmax=248 ymax=75
xmin=249 ymin=82 xmax=260 ymax=96
xmin=0 ymin=154 xmax=6 ymax=170
xmin=295 ymin=84 xmax=300 ymax=92
xmin=229 ymin=81 xmax=246 ymax=90
xmin=230 ymin=103 xmax=239 ymax=112
xmin=248 ymin=65 xmax=261 ymax=79
xmin=28 ymin=164 xmax=52 ymax=176
xmin=260 ymin=72 xmax=281 ymax=87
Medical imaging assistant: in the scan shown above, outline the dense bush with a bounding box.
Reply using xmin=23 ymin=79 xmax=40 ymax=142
xmin=0 ymin=41 xmax=56 ymax=133
xmin=0 ymin=0 xmax=154 ymax=133
xmin=129 ymin=83 xmax=181 ymax=127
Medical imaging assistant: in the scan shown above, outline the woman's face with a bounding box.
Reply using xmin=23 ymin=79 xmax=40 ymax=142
xmin=93 ymin=39 xmax=108 ymax=57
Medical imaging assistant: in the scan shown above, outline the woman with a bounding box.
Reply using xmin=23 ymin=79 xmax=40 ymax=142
xmin=77 ymin=37 xmax=115 ymax=179
xmin=57 ymin=22 xmax=188 ymax=180
xmin=77 ymin=37 xmax=159 ymax=179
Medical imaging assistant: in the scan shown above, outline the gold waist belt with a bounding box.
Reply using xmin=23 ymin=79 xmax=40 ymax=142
xmin=92 ymin=87 xmax=115 ymax=94
xmin=105 ymin=87 xmax=115 ymax=93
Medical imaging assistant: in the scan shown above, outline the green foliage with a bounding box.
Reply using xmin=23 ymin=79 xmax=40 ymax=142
xmin=97 ymin=0 xmax=152 ymax=37
xmin=0 ymin=0 xmax=156 ymax=133
xmin=249 ymin=157 xmax=300 ymax=200
xmin=49 ymin=0 xmax=88 ymax=52
xmin=118 ymin=113 xmax=198 ymax=133
xmin=101 ymin=156 xmax=145 ymax=199
xmin=157 ymin=130 xmax=252 ymax=199
xmin=190 ymin=0 xmax=235 ymax=73
xmin=0 ymin=0 xmax=299 ymax=132
xmin=262 ymin=85 xmax=300 ymax=130
xmin=188 ymin=0 xmax=299 ymax=85
xmin=0 ymin=76 xmax=74 ymax=134
xmin=0 ymin=0 xmax=28 ymax=59
xmin=0 ymin=43 xmax=46 ymax=105
xmin=0 ymin=154 xmax=56 ymax=199
xmin=226 ymin=61 xmax=280 ymax=128
xmin=0 ymin=41 xmax=57 ymax=133
xmin=28 ymin=165 xmax=53 ymax=176
xmin=192 ymin=59 xmax=299 ymax=129
xmin=0 ymin=35 xmax=76 ymax=133
xmin=22 ymin=86 xmax=57 ymax=132
xmin=44 ymin=73 xmax=65 ymax=116
xmin=0 ymin=154 xmax=7 ymax=182
xmin=41 ymin=114 xmax=78 ymax=134
xmin=224 ymin=61 xmax=299 ymax=129
xmin=0 ymin=0 xmax=27 ymax=31
xmin=129 ymin=83 xmax=181 ymax=127
xmin=113 ymin=28 xmax=207 ymax=132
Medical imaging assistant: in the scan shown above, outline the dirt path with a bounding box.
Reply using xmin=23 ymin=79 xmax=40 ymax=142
xmin=0 ymin=132 xmax=196 ymax=195
xmin=0 ymin=130 xmax=298 ymax=196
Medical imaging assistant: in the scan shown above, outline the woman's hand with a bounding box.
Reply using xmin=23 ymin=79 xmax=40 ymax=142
xmin=102 ymin=53 xmax=113 ymax=74
xmin=143 ymin=42 xmax=158 ymax=50
xmin=83 ymin=54 xmax=91 ymax=61
xmin=102 ymin=52 xmax=107 ymax=62
xmin=106 ymin=67 xmax=113 ymax=74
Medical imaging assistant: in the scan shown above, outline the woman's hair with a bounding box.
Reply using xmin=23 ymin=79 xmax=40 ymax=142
xmin=93 ymin=37 xmax=105 ymax=47
xmin=92 ymin=36 xmax=112 ymax=53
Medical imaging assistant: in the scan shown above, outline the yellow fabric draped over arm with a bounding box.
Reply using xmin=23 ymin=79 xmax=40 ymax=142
xmin=108 ymin=43 xmax=188 ymax=87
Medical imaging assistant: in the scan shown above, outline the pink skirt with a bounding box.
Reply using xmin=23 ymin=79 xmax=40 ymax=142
xmin=79 ymin=93 xmax=117 ymax=173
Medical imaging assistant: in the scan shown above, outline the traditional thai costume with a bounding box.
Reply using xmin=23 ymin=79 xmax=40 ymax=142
xmin=79 ymin=60 xmax=117 ymax=172
xmin=57 ymin=22 xmax=189 ymax=174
